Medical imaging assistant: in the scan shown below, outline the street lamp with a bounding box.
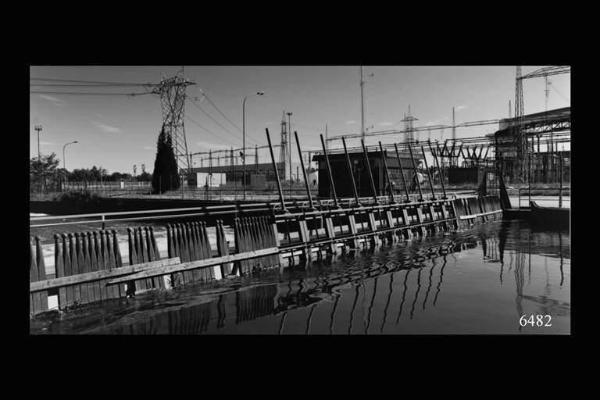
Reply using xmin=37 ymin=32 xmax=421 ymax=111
xmin=34 ymin=125 xmax=43 ymax=162
xmin=63 ymin=141 xmax=78 ymax=170
xmin=242 ymin=91 xmax=264 ymax=200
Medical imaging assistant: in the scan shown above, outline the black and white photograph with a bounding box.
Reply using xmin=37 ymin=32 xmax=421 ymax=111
xmin=28 ymin=65 xmax=571 ymax=335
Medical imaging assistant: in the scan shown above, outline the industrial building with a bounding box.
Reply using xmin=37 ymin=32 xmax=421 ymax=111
xmin=493 ymin=107 xmax=570 ymax=183
xmin=187 ymin=162 xmax=285 ymax=189
xmin=312 ymin=147 xmax=423 ymax=198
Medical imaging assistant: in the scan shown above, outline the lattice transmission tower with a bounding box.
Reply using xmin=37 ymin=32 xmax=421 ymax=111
xmin=514 ymin=66 xmax=525 ymax=181
xmin=151 ymin=73 xmax=196 ymax=176
xmin=279 ymin=111 xmax=288 ymax=176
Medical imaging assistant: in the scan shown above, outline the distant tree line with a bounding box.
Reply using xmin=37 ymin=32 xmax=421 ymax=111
xmin=30 ymin=153 xmax=152 ymax=191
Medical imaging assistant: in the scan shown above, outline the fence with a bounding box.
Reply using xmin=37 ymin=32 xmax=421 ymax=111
xmin=517 ymin=187 xmax=571 ymax=208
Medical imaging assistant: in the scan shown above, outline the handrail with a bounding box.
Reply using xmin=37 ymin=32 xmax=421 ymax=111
xmin=30 ymin=193 xmax=462 ymax=229
xmin=517 ymin=186 xmax=570 ymax=208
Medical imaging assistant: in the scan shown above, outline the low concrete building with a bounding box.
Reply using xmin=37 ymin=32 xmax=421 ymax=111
xmin=186 ymin=162 xmax=285 ymax=189
xmin=312 ymin=147 xmax=423 ymax=199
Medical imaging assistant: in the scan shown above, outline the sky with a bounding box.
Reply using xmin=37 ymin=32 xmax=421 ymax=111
xmin=30 ymin=66 xmax=570 ymax=175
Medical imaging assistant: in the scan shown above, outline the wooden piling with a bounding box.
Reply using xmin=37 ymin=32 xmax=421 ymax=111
xmin=265 ymin=128 xmax=287 ymax=212
xmin=361 ymin=139 xmax=379 ymax=204
xmin=320 ymin=134 xmax=340 ymax=208
xmin=379 ymin=142 xmax=395 ymax=203
xmin=407 ymin=142 xmax=424 ymax=201
xmin=394 ymin=143 xmax=411 ymax=202
xmin=342 ymin=137 xmax=361 ymax=206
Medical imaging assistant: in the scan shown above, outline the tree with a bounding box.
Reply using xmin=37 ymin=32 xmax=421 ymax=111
xmin=30 ymin=153 xmax=61 ymax=191
xmin=151 ymin=125 xmax=180 ymax=194
xmin=30 ymin=153 xmax=60 ymax=178
xmin=137 ymin=171 xmax=152 ymax=182
xmin=109 ymin=172 xmax=132 ymax=181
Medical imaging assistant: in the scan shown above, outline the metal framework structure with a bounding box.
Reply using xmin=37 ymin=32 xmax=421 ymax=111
xmin=280 ymin=112 xmax=289 ymax=179
xmin=326 ymin=118 xmax=501 ymax=142
xmin=514 ymin=65 xmax=570 ymax=181
xmin=151 ymin=74 xmax=196 ymax=176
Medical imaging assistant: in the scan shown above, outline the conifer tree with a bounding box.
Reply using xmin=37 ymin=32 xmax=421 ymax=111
xmin=151 ymin=125 xmax=180 ymax=194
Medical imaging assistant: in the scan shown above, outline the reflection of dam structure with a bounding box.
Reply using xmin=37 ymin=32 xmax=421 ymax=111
xmin=78 ymin=236 xmax=478 ymax=334
xmin=42 ymin=220 xmax=569 ymax=335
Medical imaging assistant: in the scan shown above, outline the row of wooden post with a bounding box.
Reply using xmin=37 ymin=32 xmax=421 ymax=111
xmin=233 ymin=216 xmax=279 ymax=275
xmin=166 ymin=221 xmax=215 ymax=286
xmin=37 ymin=230 xmax=126 ymax=314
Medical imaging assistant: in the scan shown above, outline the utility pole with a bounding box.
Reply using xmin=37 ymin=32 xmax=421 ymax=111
xmin=401 ymin=107 xmax=418 ymax=144
xmin=515 ymin=66 xmax=525 ymax=182
xmin=360 ymin=66 xmax=365 ymax=140
xmin=452 ymin=107 xmax=457 ymax=167
xmin=452 ymin=106 xmax=456 ymax=141
xmin=279 ymin=111 xmax=288 ymax=179
xmin=287 ymin=111 xmax=293 ymax=183
xmin=34 ymin=125 xmax=42 ymax=162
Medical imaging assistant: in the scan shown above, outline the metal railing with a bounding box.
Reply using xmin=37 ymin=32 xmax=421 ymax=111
xmin=517 ymin=187 xmax=570 ymax=208
xmin=29 ymin=191 xmax=462 ymax=230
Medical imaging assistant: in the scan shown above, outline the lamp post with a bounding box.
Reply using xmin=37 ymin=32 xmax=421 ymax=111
xmin=242 ymin=91 xmax=264 ymax=200
xmin=63 ymin=141 xmax=78 ymax=170
xmin=34 ymin=125 xmax=43 ymax=162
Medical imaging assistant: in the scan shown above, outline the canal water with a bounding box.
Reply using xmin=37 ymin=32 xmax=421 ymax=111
xmin=30 ymin=219 xmax=570 ymax=335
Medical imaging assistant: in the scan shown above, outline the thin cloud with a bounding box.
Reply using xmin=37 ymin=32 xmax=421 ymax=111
xmin=346 ymin=120 xmax=357 ymax=125
xmin=39 ymin=94 xmax=65 ymax=106
xmin=92 ymin=121 xmax=122 ymax=134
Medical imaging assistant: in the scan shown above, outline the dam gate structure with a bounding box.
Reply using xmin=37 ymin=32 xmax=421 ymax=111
xmin=29 ymin=129 xmax=504 ymax=317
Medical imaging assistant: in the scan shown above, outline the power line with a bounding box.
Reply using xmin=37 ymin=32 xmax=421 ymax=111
xmin=185 ymin=115 xmax=238 ymax=147
xmin=30 ymin=90 xmax=152 ymax=96
xmin=188 ymin=97 xmax=259 ymax=146
xmin=188 ymin=97 xmax=238 ymax=136
xmin=30 ymin=83 xmax=153 ymax=87
xmin=199 ymin=91 xmax=242 ymax=132
xmin=30 ymin=77 xmax=153 ymax=86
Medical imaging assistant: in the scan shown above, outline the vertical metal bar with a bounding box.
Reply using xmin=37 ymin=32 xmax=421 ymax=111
xmin=342 ymin=137 xmax=361 ymax=206
xmin=320 ymin=134 xmax=340 ymax=208
xmin=393 ymin=143 xmax=410 ymax=202
xmin=295 ymin=131 xmax=314 ymax=209
xmin=379 ymin=142 xmax=395 ymax=203
xmin=528 ymin=137 xmax=532 ymax=207
xmin=421 ymin=146 xmax=436 ymax=200
xmin=559 ymin=155 xmax=563 ymax=208
xmin=449 ymin=140 xmax=457 ymax=167
xmin=361 ymin=139 xmax=378 ymax=204
xmin=407 ymin=142 xmax=424 ymax=201
xmin=429 ymin=141 xmax=447 ymax=199
xmin=266 ymin=128 xmax=286 ymax=211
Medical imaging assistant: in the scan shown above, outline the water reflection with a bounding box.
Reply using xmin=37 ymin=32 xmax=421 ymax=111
xmin=31 ymin=220 xmax=570 ymax=335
